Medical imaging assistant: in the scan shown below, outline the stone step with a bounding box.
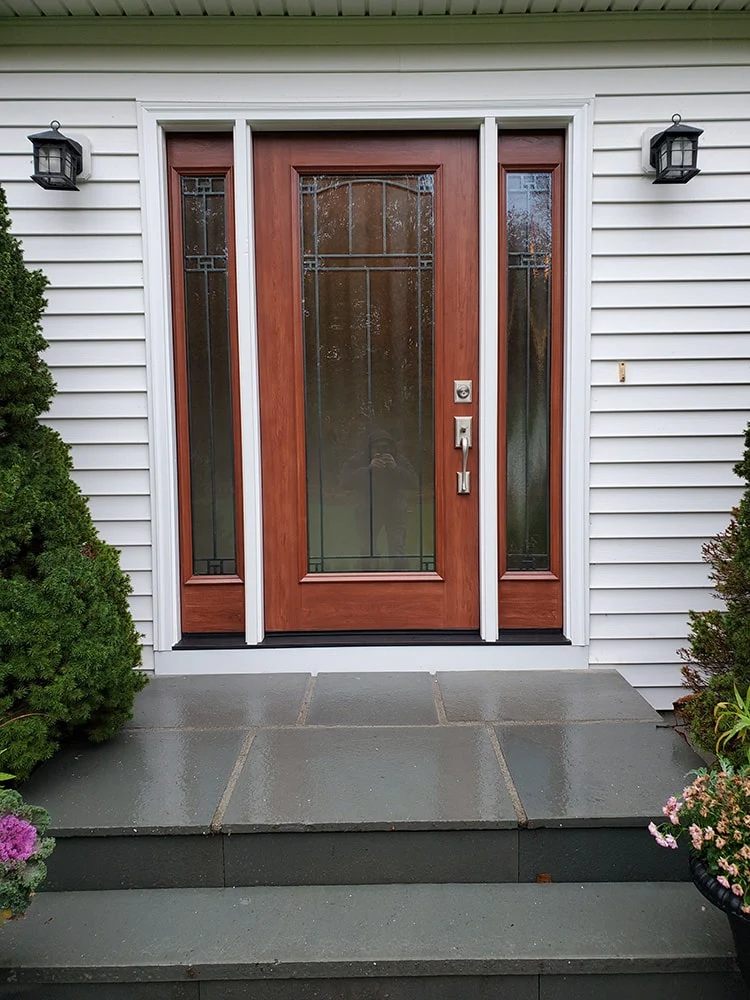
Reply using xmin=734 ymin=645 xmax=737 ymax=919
xmin=20 ymin=671 xmax=699 ymax=890
xmin=0 ymin=882 xmax=744 ymax=999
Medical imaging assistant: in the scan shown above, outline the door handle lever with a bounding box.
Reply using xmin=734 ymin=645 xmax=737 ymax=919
xmin=455 ymin=416 xmax=472 ymax=495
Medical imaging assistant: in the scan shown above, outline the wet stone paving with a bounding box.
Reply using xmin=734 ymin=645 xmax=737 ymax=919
xmin=18 ymin=669 xmax=701 ymax=889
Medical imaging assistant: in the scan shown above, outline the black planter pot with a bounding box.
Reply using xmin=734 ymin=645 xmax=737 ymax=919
xmin=690 ymin=852 xmax=750 ymax=990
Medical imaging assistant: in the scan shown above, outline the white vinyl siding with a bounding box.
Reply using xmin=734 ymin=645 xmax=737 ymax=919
xmin=1 ymin=16 xmax=747 ymax=700
xmin=0 ymin=107 xmax=151 ymax=668
xmin=590 ymin=100 xmax=749 ymax=705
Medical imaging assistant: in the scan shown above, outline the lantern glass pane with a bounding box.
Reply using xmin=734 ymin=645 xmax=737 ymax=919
xmin=62 ymin=148 xmax=75 ymax=180
xmin=657 ymin=142 xmax=668 ymax=173
xmin=37 ymin=146 xmax=55 ymax=173
xmin=671 ymin=137 xmax=693 ymax=168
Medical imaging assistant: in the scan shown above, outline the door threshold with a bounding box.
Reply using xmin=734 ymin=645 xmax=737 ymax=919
xmin=175 ymin=629 xmax=569 ymax=650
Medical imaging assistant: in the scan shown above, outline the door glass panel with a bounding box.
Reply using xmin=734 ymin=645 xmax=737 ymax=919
xmin=301 ymin=174 xmax=435 ymax=574
xmin=180 ymin=175 xmax=237 ymax=576
xmin=505 ymin=172 xmax=552 ymax=572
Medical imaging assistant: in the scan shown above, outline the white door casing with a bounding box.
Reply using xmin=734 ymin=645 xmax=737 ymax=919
xmin=137 ymin=98 xmax=593 ymax=673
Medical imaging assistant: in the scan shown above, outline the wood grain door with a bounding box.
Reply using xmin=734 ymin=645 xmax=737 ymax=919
xmin=254 ymin=134 xmax=479 ymax=633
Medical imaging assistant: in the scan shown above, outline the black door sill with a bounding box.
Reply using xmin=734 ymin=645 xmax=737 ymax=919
xmin=261 ymin=629 xmax=483 ymax=648
xmin=175 ymin=628 xmax=570 ymax=650
xmin=497 ymin=629 xmax=571 ymax=645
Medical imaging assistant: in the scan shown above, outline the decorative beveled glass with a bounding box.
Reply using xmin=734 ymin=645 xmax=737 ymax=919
xmin=505 ymin=171 xmax=553 ymax=572
xmin=300 ymin=174 xmax=436 ymax=574
xmin=180 ymin=175 xmax=237 ymax=577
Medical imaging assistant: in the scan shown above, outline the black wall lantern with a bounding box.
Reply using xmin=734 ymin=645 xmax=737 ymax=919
xmin=644 ymin=114 xmax=703 ymax=185
xmin=28 ymin=121 xmax=91 ymax=191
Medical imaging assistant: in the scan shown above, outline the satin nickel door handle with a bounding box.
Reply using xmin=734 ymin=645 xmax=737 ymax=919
xmin=455 ymin=416 xmax=472 ymax=494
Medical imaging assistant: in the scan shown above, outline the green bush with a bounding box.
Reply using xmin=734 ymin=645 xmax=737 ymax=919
xmin=680 ymin=423 xmax=750 ymax=763
xmin=0 ymin=185 xmax=147 ymax=782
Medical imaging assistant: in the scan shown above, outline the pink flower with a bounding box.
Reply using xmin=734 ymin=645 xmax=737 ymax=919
xmin=662 ymin=797 xmax=682 ymax=825
xmin=732 ymin=885 xmax=745 ymax=897
xmin=648 ymin=822 xmax=677 ymax=849
xmin=703 ymin=827 xmax=715 ymax=841
xmin=717 ymin=875 xmax=731 ymax=888
xmin=0 ymin=814 xmax=37 ymax=863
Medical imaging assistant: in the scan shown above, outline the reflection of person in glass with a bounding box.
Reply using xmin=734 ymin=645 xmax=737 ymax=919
xmin=339 ymin=428 xmax=417 ymax=562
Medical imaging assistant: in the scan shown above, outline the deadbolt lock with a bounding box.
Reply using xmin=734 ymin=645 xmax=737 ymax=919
xmin=453 ymin=380 xmax=473 ymax=403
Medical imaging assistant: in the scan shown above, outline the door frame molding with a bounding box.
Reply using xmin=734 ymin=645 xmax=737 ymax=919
xmin=138 ymin=97 xmax=593 ymax=661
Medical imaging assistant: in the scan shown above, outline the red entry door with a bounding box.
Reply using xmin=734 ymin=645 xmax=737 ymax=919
xmin=254 ymin=133 xmax=479 ymax=632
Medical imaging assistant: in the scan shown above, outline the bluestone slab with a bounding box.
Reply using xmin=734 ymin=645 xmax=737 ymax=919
xmin=223 ymin=829 xmax=518 ymax=885
xmin=0 ymin=987 xmax=198 ymax=1000
xmin=43 ymin=834 xmax=224 ymax=892
xmin=222 ymin=726 xmax=516 ymax=830
xmin=0 ymin=883 xmax=736 ymax=983
xmin=20 ymin=730 xmax=246 ymax=834
xmin=125 ymin=674 xmax=310 ymax=729
xmin=201 ymin=977 xmax=538 ymax=999
xmin=438 ymin=670 xmax=660 ymax=723
xmin=518 ymin=827 xmax=688 ymax=883
xmin=496 ymin=721 xmax=702 ymax=826
xmin=306 ymin=673 xmax=438 ymax=725
xmin=540 ymin=973 xmax=746 ymax=999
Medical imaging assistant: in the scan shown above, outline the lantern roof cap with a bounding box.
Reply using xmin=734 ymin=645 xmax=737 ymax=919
xmin=27 ymin=122 xmax=82 ymax=151
xmin=656 ymin=113 xmax=704 ymax=138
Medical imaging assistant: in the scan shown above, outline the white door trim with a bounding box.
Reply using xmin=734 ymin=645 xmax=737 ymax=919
xmin=137 ymin=96 xmax=593 ymax=663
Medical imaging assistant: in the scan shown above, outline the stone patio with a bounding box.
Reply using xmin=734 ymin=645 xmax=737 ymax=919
xmin=1 ymin=669 xmax=745 ymax=999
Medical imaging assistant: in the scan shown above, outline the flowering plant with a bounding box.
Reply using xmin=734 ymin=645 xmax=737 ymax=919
xmin=0 ymin=788 xmax=54 ymax=923
xmin=650 ymin=760 xmax=750 ymax=913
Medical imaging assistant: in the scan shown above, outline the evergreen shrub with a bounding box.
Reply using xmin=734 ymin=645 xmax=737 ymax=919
xmin=0 ymin=185 xmax=147 ymax=782
xmin=680 ymin=422 xmax=750 ymax=763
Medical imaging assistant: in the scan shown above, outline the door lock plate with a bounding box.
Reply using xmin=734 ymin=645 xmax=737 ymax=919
xmin=454 ymin=415 xmax=473 ymax=448
xmin=453 ymin=380 xmax=473 ymax=403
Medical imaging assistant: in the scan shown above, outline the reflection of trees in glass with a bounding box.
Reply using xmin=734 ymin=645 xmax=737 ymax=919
xmin=301 ymin=176 xmax=436 ymax=572
xmin=505 ymin=173 xmax=552 ymax=571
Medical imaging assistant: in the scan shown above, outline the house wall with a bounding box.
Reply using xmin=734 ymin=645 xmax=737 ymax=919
xmin=1 ymin=14 xmax=748 ymax=704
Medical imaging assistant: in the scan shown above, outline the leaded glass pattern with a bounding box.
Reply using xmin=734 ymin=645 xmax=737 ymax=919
xmin=505 ymin=171 xmax=552 ymax=572
xmin=180 ymin=175 xmax=237 ymax=577
xmin=301 ymin=174 xmax=436 ymax=574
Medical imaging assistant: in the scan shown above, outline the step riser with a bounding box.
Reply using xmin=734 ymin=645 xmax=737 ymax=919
xmin=0 ymin=972 xmax=746 ymax=999
xmin=44 ymin=827 xmax=687 ymax=892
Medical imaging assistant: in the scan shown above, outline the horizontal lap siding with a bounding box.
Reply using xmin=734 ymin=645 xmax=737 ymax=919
xmin=0 ymin=108 xmax=152 ymax=670
xmin=591 ymin=90 xmax=749 ymax=708
xmin=1 ymin=32 xmax=747 ymax=702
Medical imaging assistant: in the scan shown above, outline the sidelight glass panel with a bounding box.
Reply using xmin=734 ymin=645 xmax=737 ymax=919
xmin=180 ymin=175 xmax=237 ymax=576
xmin=505 ymin=172 xmax=552 ymax=572
xmin=301 ymin=175 xmax=435 ymax=574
